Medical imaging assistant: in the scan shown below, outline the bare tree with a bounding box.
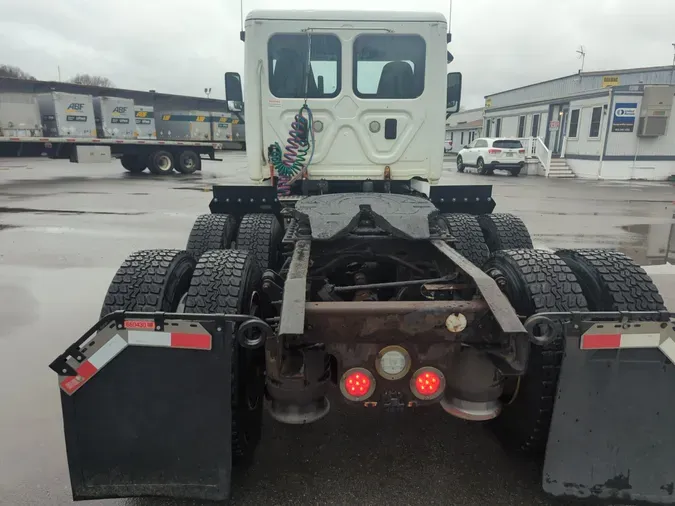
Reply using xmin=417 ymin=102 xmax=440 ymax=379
xmin=0 ymin=64 xmax=36 ymax=80
xmin=68 ymin=73 xmax=115 ymax=87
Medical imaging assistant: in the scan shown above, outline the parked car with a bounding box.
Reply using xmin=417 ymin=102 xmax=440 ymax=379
xmin=456 ymin=138 xmax=526 ymax=176
xmin=444 ymin=139 xmax=453 ymax=153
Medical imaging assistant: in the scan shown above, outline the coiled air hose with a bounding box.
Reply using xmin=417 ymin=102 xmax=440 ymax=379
xmin=269 ymin=104 xmax=314 ymax=196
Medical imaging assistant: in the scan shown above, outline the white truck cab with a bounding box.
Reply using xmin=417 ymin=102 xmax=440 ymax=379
xmin=226 ymin=10 xmax=461 ymax=184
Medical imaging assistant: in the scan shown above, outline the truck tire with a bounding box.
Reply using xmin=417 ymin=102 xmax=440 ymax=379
xmin=176 ymin=150 xmax=201 ymax=174
xmin=100 ymin=249 xmax=195 ymax=318
xmin=148 ymin=150 xmax=175 ymax=175
xmin=478 ymin=213 xmax=533 ymax=252
xmin=120 ymin=154 xmax=147 ymax=173
xmin=484 ymin=249 xmax=588 ymax=454
xmin=183 ymin=249 xmax=265 ymax=464
xmin=442 ymin=213 xmax=490 ymax=267
xmin=185 ymin=213 xmax=237 ymax=260
xmin=556 ymin=249 xmax=666 ymax=313
xmin=235 ymin=213 xmax=283 ymax=271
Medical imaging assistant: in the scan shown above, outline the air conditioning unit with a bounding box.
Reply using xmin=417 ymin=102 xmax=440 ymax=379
xmin=637 ymin=85 xmax=674 ymax=137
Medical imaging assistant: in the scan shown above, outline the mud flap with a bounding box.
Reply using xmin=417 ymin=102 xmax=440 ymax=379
xmin=543 ymin=335 xmax=675 ymax=504
xmin=54 ymin=314 xmax=239 ymax=501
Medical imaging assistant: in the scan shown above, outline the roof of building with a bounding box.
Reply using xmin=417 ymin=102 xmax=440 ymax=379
xmin=247 ymin=10 xmax=446 ymax=23
xmin=485 ymin=65 xmax=675 ymax=99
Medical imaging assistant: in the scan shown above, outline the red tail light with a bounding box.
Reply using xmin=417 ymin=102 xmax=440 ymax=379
xmin=340 ymin=368 xmax=376 ymax=401
xmin=518 ymin=149 xmax=525 ymax=154
xmin=410 ymin=367 xmax=446 ymax=400
xmin=488 ymin=148 xmax=501 ymax=154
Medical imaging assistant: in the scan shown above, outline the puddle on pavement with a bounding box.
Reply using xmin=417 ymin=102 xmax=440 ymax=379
xmin=620 ymin=222 xmax=675 ymax=265
xmin=0 ymin=206 xmax=145 ymax=216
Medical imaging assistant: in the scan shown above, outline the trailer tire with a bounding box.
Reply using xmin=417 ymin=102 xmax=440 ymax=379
xmin=120 ymin=154 xmax=147 ymax=173
xmin=148 ymin=150 xmax=175 ymax=175
xmin=556 ymin=249 xmax=666 ymax=313
xmin=185 ymin=213 xmax=237 ymax=260
xmin=235 ymin=213 xmax=283 ymax=271
xmin=100 ymin=249 xmax=195 ymax=318
xmin=183 ymin=249 xmax=265 ymax=465
xmin=176 ymin=150 xmax=201 ymax=174
xmin=484 ymin=249 xmax=588 ymax=454
xmin=442 ymin=213 xmax=490 ymax=266
xmin=478 ymin=213 xmax=533 ymax=252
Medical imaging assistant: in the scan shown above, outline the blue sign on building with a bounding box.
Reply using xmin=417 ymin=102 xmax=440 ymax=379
xmin=612 ymin=102 xmax=638 ymax=132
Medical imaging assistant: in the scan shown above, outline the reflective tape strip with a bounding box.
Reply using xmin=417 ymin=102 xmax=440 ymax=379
xmin=127 ymin=330 xmax=211 ymax=350
xmin=581 ymin=333 xmax=620 ymax=349
xmin=171 ymin=332 xmax=211 ymax=350
xmin=128 ymin=330 xmax=171 ymax=347
xmin=59 ymin=335 xmax=127 ymax=394
xmin=581 ymin=333 xmax=667 ymax=351
xmin=619 ymin=333 xmax=661 ymax=348
xmin=88 ymin=334 xmax=128 ymax=369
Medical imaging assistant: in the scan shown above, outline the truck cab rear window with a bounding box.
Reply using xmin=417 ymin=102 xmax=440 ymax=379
xmin=268 ymin=34 xmax=341 ymax=99
xmin=353 ymin=34 xmax=426 ymax=99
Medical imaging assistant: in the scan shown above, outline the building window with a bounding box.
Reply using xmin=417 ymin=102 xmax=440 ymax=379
xmin=495 ymin=118 xmax=502 ymax=137
xmin=353 ymin=34 xmax=425 ymax=99
xmin=531 ymin=114 xmax=540 ymax=137
xmin=461 ymin=131 xmax=464 ymax=144
xmin=589 ymin=107 xmax=602 ymax=138
xmin=517 ymin=115 xmax=525 ymax=137
xmin=268 ymin=34 xmax=341 ymax=98
xmin=568 ymin=109 xmax=580 ymax=138
xmin=450 ymin=131 xmax=453 ymax=141
xmin=485 ymin=119 xmax=491 ymax=137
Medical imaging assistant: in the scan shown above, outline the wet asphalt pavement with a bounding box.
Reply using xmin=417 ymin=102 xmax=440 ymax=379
xmin=0 ymin=153 xmax=673 ymax=506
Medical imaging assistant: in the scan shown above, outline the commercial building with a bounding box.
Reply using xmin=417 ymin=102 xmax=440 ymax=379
xmin=444 ymin=107 xmax=482 ymax=149
xmin=482 ymin=66 xmax=675 ymax=180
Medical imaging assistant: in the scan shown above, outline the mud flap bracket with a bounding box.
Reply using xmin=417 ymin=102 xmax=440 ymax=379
xmin=538 ymin=311 xmax=675 ymax=504
xmin=52 ymin=311 xmax=273 ymax=502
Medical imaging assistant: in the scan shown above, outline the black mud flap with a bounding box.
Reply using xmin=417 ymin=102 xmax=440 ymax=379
xmin=51 ymin=311 xmax=271 ymax=502
xmin=543 ymin=336 xmax=675 ymax=504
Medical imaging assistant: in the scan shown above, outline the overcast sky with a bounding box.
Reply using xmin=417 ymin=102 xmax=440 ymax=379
xmin=2 ymin=0 xmax=675 ymax=108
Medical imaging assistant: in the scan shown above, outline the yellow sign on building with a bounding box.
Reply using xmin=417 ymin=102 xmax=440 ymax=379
xmin=602 ymin=76 xmax=620 ymax=88
xmin=485 ymin=97 xmax=492 ymax=108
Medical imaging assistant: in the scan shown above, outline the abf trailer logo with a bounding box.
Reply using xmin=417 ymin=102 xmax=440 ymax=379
xmin=112 ymin=106 xmax=128 ymax=115
xmin=66 ymin=103 xmax=85 ymax=112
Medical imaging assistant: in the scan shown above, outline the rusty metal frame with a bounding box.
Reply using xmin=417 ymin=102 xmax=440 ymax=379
xmin=303 ymin=300 xmax=489 ymax=343
xmin=431 ymin=240 xmax=526 ymax=335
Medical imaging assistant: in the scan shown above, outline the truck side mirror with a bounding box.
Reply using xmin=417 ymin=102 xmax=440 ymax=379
xmin=446 ymin=72 xmax=462 ymax=114
xmin=224 ymin=72 xmax=243 ymax=111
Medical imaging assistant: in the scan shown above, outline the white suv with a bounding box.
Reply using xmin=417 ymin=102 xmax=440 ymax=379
xmin=457 ymin=138 xmax=526 ymax=176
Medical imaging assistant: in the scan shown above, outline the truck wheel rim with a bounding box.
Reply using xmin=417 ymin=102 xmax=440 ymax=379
xmin=183 ymin=157 xmax=195 ymax=169
xmin=158 ymin=155 xmax=171 ymax=171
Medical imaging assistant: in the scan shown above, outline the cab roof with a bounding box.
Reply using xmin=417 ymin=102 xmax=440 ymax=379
xmin=246 ymin=10 xmax=447 ymax=23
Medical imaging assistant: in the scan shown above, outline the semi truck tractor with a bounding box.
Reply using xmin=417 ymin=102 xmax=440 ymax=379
xmin=50 ymin=9 xmax=674 ymax=504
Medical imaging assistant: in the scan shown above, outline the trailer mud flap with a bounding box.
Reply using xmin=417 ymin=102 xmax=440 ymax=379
xmin=51 ymin=313 xmax=257 ymax=502
xmin=543 ymin=335 xmax=675 ymax=504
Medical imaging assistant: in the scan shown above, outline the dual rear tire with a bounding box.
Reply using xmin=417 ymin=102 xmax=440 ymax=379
xmin=486 ymin=248 xmax=666 ymax=454
xmin=101 ymin=211 xmax=284 ymax=470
